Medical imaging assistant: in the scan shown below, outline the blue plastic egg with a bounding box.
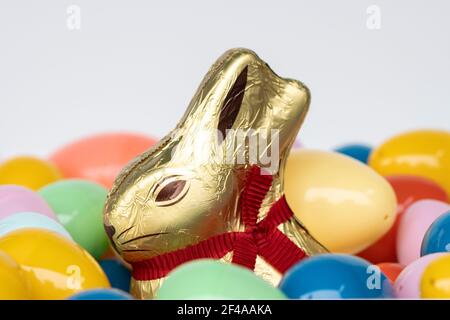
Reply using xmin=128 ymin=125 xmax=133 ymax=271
xmin=334 ymin=144 xmax=372 ymax=164
xmin=421 ymin=211 xmax=450 ymax=256
xmin=99 ymin=258 xmax=131 ymax=292
xmin=0 ymin=211 xmax=72 ymax=240
xmin=279 ymin=254 xmax=393 ymax=299
xmin=68 ymin=288 xmax=133 ymax=300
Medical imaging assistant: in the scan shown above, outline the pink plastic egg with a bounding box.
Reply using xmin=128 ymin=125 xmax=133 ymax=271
xmin=397 ymin=199 xmax=450 ymax=265
xmin=0 ymin=185 xmax=56 ymax=220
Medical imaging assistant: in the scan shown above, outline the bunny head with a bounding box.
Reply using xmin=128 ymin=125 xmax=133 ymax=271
xmin=104 ymin=48 xmax=326 ymax=298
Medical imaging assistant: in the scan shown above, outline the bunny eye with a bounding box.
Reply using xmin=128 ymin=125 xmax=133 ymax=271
xmin=154 ymin=177 xmax=189 ymax=207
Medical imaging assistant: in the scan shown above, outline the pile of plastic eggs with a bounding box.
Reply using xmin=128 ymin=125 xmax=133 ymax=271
xmin=0 ymin=129 xmax=449 ymax=300
xmin=0 ymin=133 xmax=156 ymax=300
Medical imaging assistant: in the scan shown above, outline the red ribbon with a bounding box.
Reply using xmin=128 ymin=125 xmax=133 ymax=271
xmin=132 ymin=166 xmax=307 ymax=281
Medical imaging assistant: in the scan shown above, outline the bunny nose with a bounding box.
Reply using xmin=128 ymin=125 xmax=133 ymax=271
xmin=104 ymin=224 xmax=116 ymax=240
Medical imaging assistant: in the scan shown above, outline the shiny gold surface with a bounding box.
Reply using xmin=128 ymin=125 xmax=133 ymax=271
xmin=104 ymin=48 xmax=327 ymax=299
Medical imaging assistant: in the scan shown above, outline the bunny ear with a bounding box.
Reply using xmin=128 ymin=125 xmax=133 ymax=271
xmin=170 ymin=48 xmax=310 ymax=166
xmin=217 ymin=66 xmax=248 ymax=142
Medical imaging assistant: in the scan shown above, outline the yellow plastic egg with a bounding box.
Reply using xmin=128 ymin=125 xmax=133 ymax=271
xmin=0 ymin=250 xmax=30 ymax=299
xmin=421 ymin=255 xmax=450 ymax=298
xmin=0 ymin=156 xmax=62 ymax=190
xmin=0 ymin=228 xmax=110 ymax=299
xmin=369 ymin=129 xmax=450 ymax=196
xmin=285 ymin=150 xmax=397 ymax=254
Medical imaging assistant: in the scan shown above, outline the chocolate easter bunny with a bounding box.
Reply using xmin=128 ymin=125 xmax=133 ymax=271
xmin=104 ymin=48 xmax=327 ymax=299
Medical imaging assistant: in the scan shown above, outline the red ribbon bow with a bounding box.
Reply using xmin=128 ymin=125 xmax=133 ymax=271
xmin=132 ymin=166 xmax=307 ymax=281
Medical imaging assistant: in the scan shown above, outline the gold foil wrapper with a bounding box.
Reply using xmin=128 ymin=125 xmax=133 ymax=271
xmin=104 ymin=48 xmax=328 ymax=299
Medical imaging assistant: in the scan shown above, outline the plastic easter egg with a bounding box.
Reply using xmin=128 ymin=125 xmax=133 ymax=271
xmin=0 ymin=250 xmax=30 ymax=299
xmin=99 ymin=259 xmax=131 ymax=292
xmin=0 ymin=212 xmax=72 ymax=240
xmin=359 ymin=175 xmax=449 ymax=263
xmin=421 ymin=212 xmax=450 ymax=256
xmin=394 ymin=252 xmax=448 ymax=298
xmin=376 ymin=263 xmax=404 ymax=283
xmin=156 ymin=259 xmax=286 ymax=300
xmin=369 ymin=129 xmax=450 ymax=196
xmin=68 ymin=288 xmax=133 ymax=300
xmin=397 ymin=199 xmax=450 ymax=265
xmin=279 ymin=254 xmax=393 ymax=299
xmin=0 ymin=228 xmax=110 ymax=299
xmin=334 ymin=144 xmax=372 ymax=163
xmin=39 ymin=180 xmax=109 ymax=259
xmin=285 ymin=150 xmax=397 ymax=253
xmin=0 ymin=185 xmax=56 ymax=220
xmin=0 ymin=156 xmax=62 ymax=190
xmin=50 ymin=132 xmax=157 ymax=188
xmin=421 ymin=255 xmax=450 ymax=298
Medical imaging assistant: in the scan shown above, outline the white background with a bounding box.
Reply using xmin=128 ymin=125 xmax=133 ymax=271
xmin=1 ymin=0 xmax=449 ymax=159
